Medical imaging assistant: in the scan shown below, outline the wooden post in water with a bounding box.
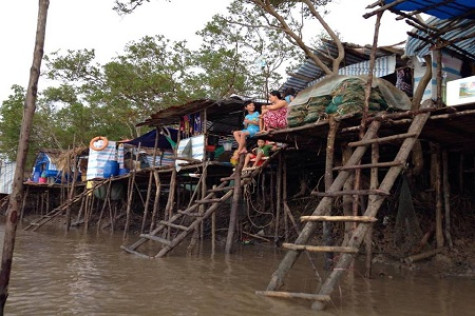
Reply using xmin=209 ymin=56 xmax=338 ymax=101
xmin=434 ymin=144 xmax=444 ymax=249
xmin=65 ymin=141 xmax=78 ymax=232
xmin=442 ymin=150 xmax=453 ymax=249
xmin=225 ymin=155 xmax=244 ymax=254
xmin=282 ymin=156 xmax=288 ymax=241
xmin=0 ymin=2 xmax=50 ymax=311
xmin=123 ymin=143 xmax=140 ymax=239
xmin=149 ymin=171 xmax=161 ymax=232
xmin=365 ymin=142 xmax=379 ymax=278
xmin=275 ymin=153 xmax=283 ymax=241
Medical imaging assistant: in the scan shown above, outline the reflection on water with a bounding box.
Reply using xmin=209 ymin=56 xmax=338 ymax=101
xmin=1 ymin=225 xmax=474 ymax=315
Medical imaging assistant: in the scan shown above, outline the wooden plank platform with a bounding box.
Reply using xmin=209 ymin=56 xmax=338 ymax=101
xmin=282 ymin=243 xmax=359 ymax=253
xmin=300 ymin=215 xmax=377 ymax=223
xmin=255 ymin=291 xmax=331 ymax=301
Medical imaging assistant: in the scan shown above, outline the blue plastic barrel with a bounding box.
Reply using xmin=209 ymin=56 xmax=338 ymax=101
xmin=103 ymin=160 xmax=119 ymax=178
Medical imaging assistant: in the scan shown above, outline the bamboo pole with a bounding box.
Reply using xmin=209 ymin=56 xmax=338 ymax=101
xmin=301 ymin=216 xmax=377 ymax=223
xmin=434 ymin=144 xmax=444 ymax=249
xmin=365 ymin=142 xmax=379 ymax=278
xmin=342 ymin=145 xmax=354 ymax=246
xmin=96 ymin=180 xmax=112 ymax=233
xmin=404 ymin=247 xmax=445 ymax=263
xmin=459 ymin=154 xmax=464 ymax=194
xmin=65 ymin=140 xmax=77 ymax=232
xmin=19 ymin=187 xmax=29 ymax=223
xmin=323 ymin=116 xmax=339 ymax=270
xmin=149 ymin=171 xmax=161 ymax=232
xmin=211 ymin=184 xmax=217 ymax=256
xmin=140 ymin=171 xmax=154 ymax=234
xmin=275 ymin=153 xmax=283 ymax=240
xmin=442 ymin=150 xmax=453 ymax=249
xmin=123 ymin=143 xmax=140 ymax=239
xmin=436 ymin=49 xmax=443 ymax=108
xmin=256 ymin=291 xmax=331 ymax=301
xmin=225 ymin=155 xmax=244 ymax=254
xmin=283 ymin=156 xmax=288 ymax=241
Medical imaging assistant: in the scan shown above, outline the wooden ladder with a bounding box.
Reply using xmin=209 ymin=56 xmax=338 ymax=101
xmin=23 ymin=179 xmax=111 ymax=231
xmin=258 ymin=106 xmax=432 ymax=308
xmin=121 ymin=150 xmax=281 ymax=258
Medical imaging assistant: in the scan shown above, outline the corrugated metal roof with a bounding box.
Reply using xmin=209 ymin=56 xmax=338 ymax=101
xmin=405 ymin=17 xmax=475 ymax=60
xmin=384 ymin=0 xmax=475 ymax=20
xmin=282 ymin=40 xmax=403 ymax=93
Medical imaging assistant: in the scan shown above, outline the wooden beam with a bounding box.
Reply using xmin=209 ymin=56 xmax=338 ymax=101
xmin=255 ymin=291 xmax=331 ymax=302
xmin=300 ymin=216 xmax=377 ymax=223
xmin=282 ymin=243 xmax=359 ymax=253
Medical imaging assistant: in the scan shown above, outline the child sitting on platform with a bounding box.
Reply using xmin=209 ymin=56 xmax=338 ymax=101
xmin=243 ymin=139 xmax=275 ymax=170
xmin=232 ymin=101 xmax=259 ymax=160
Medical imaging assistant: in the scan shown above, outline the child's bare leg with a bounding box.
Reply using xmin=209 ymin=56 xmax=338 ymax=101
xmin=243 ymin=153 xmax=252 ymax=169
xmin=252 ymin=152 xmax=264 ymax=167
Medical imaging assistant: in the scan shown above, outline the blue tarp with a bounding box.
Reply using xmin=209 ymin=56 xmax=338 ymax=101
xmin=385 ymin=0 xmax=475 ymax=20
xmin=123 ymin=128 xmax=178 ymax=149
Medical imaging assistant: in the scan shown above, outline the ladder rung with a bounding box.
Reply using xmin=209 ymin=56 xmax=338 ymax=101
xmin=311 ymin=189 xmax=390 ymax=197
xmin=300 ymin=216 xmax=377 ymax=223
xmin=333 ymin=161 xmax=403 ymax=171
xmin=139 ymin=234 xmax=171 ymax=246
xmin=178 ymin=210 xmax=203 ymax=217
xmin=208 ymin=186 xmax=234 ymax=192
xmin=220 ymin=174 xmax=251 ymax=181
xmin=194 ymin=198 xmax=223 ymax=204
xmin=282 ymin=243 xmax=359 ymax=253
xmin=255 ymin=290 xmax=331 ymax=301
xmin=348 ymin=132 xmax=418 ymax=147
xmin=120 ymin=245 xmax=151 ymax=259
xmin=159 ymin=220 xmax=189 ymax=231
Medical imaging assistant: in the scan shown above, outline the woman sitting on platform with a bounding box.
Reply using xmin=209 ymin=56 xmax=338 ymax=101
xmin=260 ymin=90 xmax=288 ymax=132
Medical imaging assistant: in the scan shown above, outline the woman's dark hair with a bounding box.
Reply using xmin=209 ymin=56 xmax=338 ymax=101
xmin=283 ymin=87 xmax=296 ymax=97
xmin=269 ymin=90 xmax=282 ymax=100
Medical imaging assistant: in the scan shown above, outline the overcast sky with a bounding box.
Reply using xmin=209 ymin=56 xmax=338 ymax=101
xmin=0 ymin=0 xmax=411 ymax=103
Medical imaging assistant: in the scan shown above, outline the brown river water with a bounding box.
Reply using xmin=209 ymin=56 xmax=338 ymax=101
xmin=1 ymin=224 xmax=474 ymax=316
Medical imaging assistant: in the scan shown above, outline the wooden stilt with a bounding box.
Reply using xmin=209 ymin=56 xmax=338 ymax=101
xmin=149 ymin=171 xmax=161 ymax=232
xmin=323 ymin=116 xmax=339 ymax=270
xmin=283 ymin=156 xmax=289 ymax=241
xmin=211 ymin=184 xmax=217 ymax=256
xmin=365 ymin=142 xmax=379 ymax=278
xmin=141 ymin=171 xmax=154 ymax=234
xmin=434 ymin=144 xmax=444 ymax=249
xmin=275 ymin=153 xmax=283 ymax=241
xmin=442 ymin=150 xmax=453 ymax=249
xmin=165 ymin=168 xmax=177 ymax=240
xmin=342 ymin=145 xmax=354 ymax=246
xmin=459 ymin=154 xmax=464 ymax=194
xmin=19 ymin=187 xmax=29 ymax=223
xmin=225 ymin=155 xmax=244 ymax=254
xmin=96 ymin=180 xmax=112 ymax=232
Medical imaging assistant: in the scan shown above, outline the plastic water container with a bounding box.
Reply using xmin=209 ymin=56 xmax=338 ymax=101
xmin=103 ymin=160 xmax=119 ymax=178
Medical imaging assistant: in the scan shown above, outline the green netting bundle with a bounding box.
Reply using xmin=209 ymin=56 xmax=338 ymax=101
xmin=304 ymin=95 xmax=331 ymax=123
xmin=287 ymin=103 xmax=308 ymax=127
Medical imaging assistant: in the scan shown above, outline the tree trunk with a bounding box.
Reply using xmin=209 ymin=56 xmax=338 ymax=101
xmin=0 ymin=0 xmax=50 ymax=312
xmin=225 ymin=155 xmax=244 ymax=254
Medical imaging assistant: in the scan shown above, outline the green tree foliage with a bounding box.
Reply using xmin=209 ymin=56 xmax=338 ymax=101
xmin=1 ymin=0 xmax=323 ymax=165
xmin=0 ymin=86 xmax=27 ymax=161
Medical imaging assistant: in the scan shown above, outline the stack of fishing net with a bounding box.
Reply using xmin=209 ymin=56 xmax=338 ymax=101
xmin=287 ymin=95 xmax=332 ymax=127
xmin=325 ymin=77 xmax=388 ymax=116
xmin=287 ymin=76 xmax=400 ymax=128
